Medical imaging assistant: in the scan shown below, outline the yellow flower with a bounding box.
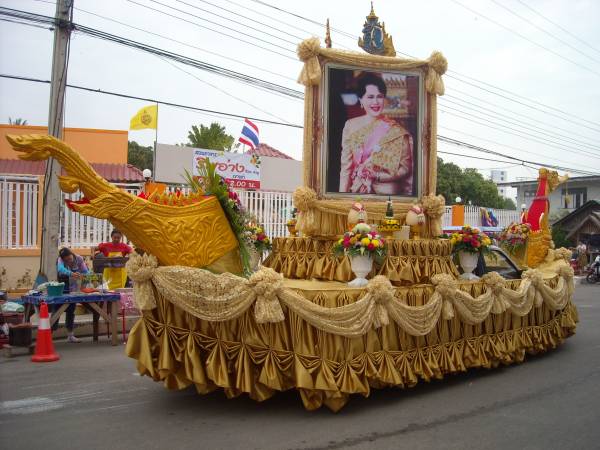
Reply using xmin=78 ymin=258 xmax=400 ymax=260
xmin=350 ymin=236 xmax=358 ymax=244
xmin=371 ymin=239 xmax=379 ymax=248
xmin=361 ymin=237 xmax=371 ymax=246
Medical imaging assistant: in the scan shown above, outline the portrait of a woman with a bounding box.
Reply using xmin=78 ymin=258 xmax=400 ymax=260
xmin=337 ymin=73 xmax=414 ymax=196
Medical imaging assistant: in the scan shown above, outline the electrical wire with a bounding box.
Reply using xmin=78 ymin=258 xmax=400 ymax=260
xmin=439 ymin=97 xmax=600 ymax=155
xmin=64 ymin=2 xmax=298 ymax=84
xmin=488 ymin=0 xmax=600 ymax=65
xmin=125 ymin=0 xmax=296 ymax=57
xmin=449 ymin=0 xmax=600 ymax=78
xmin=3 ymin=71 xmax=598 ymax=176
xmin=514 ymin=0 xmax=600 ymax=56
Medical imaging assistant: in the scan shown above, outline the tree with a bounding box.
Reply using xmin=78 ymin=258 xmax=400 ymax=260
xmin=186 ymin=122 xmax=234 ymax=151
xmin=551 ymin=226 xmax=573 ymax=249
xmin=127 ymin=141 xmax=153 ymax=171
xmin=436 ymin=158 xmax=516 ymax=209
xmin=8 ymin=117 xmax=28 ymax=125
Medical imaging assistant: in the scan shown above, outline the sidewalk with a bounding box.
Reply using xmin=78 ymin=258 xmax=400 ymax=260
xmin=27 ymin=311 xmax=141 ymax=340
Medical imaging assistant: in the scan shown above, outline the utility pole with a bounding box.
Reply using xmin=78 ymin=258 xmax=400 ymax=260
xmin=40 ymin=0 xmax=73 ymax=282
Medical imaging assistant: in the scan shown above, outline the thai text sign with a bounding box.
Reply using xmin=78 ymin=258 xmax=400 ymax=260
xmin=192 ymin=149 xmax=261 ymax=189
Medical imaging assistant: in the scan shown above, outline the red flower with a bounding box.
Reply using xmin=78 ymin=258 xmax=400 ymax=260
xmin=367 ymin=243 xmax=375 ymax=250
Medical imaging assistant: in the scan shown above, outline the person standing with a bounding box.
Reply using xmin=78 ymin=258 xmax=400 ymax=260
xmin=576 ymin=241 xmax=588 ymax=274
xmin=56 ymin=247 xmax=89 ymax=343
xmin=95 ymin=229 xmax=133 ymax=289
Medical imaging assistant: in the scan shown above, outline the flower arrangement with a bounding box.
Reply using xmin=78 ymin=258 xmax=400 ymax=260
xmin=448 ymin=225 xmax=492 ymax=254
xmin=333 ymin=223 xmax=386 ymax=258
xmin=183 ymin=161 xmax=256 ymax=275
xmin=498 ymin=222 xmax=531 ymax=252
xmin=246 ymin=224 xmax=272 ymax=253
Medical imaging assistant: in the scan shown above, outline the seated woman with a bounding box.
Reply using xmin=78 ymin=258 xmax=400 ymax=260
xmin=95 ymin=229 xmax=133 ymax=289
xmin=339 ymin=73 xmax=413 ymax=196
xmin=56 ymin=247 xmax=89 ymax=343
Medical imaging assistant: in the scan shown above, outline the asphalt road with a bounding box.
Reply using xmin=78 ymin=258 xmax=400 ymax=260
xmin=1 ymin=283 xmax=599 ymax=450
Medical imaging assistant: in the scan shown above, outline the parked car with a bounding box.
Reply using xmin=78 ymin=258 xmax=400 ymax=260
xmin=473 ymin=245 xmax=524 ymax=279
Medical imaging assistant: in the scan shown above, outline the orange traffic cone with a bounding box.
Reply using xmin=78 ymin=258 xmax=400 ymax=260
xmin=32 ymin=301 xmax=60 ymax=362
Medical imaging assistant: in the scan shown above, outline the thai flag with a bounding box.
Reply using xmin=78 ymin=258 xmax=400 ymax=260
xmin=239 ymin=118 xmax=259 ymax=151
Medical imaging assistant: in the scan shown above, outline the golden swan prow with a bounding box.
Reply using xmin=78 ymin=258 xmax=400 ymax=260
xmin=6 ymin=134 xmax=239 ymax=269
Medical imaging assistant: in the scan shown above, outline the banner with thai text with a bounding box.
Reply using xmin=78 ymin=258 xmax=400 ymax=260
xmin=192 ymin=149 xmax=261 ymax=189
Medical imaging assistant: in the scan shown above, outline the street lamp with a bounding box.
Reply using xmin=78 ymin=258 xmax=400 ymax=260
xmin=455 ymin=196 xmax=462 ymax=204
xmin=521 ymin=203 xmax=527 ymax=212
xmin=142 ymin=169 xmax=152 ymax=182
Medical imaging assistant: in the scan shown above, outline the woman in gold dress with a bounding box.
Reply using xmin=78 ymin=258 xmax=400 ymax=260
xmin=339 ymin=74 xmax=413 ymax=196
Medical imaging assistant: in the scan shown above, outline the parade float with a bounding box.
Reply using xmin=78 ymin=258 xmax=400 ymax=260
xmin=6 ymin=6 xmax=577 ymax=412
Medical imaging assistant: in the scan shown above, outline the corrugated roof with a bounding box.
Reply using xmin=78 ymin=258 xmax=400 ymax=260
xmin=0 ymin=159 xmax=144 ymax=182
xmin=251 ymin=143 xmax=294 ymax=160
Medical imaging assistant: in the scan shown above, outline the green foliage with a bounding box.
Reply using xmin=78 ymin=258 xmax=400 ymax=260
xmin=436 ymin=158 xmax=516 ymax=209
xmin=551 ymin=226 xmax=573 ymax=249
xmin=8 ymin=117 xmax=28 ymax=125
xmin=186 ymin=122 xmax=235 ymax=151
xmin=183 ymin=162 xmax=254 ymax=276
xmin=127 ymin=141 xmax=153 ymax=171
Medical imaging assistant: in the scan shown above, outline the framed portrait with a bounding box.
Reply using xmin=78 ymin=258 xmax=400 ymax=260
xmin=321 ymin=64 xmax=425 ymax=200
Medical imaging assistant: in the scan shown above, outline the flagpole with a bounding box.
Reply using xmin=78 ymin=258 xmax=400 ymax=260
xmin=153 ymin=102 xmax=158 ymax=181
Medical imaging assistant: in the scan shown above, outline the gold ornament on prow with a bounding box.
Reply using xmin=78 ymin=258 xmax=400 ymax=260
xmin=347 ymin=200 xmax=366 ymax=230
xmin=405 ymin=203 xmax=425 ymax=240
xmin=325 ymin=18 xmax=332 ymax=48
xmin=379 ymin=196 xmax=400 ymax=238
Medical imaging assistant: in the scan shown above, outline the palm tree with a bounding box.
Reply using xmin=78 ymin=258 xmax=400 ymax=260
xmin=8 ymin=117 xmax=28 ymax=126
xmin=186 ymin=122 xmax=234 ymax=151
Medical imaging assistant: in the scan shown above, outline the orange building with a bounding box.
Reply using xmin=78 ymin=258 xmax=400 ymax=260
xmin=0 ymin=124 xmax=128 ymax=164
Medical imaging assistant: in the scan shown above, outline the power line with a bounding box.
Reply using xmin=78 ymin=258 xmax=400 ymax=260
xmin=438 ymin=136 xmax=599 ymax=175
xmin=182 ymin=0 xmax=306 ymax=42
xmin=449 ymin=0 xmax=600 ymax=78
xmin=488 ymin=0 xmax=600 ymax=65
xmin=3 ymin=71 xmax=597 ymax=176
xmin=515 ymin=0 xmax=600 ymax=56
xmin=439 ymin=125 xmax=598 ymax=173
xmin=439 ymin=97 xmax=600 ymax=156
xmin=159 ymin=56 xmax=293 ymax=124
xmin=0 ymin=73 xmax=303 ymax=128
xmin=445 ymin=89 xmax=600 ymax=141
xmin=67 ymin=2 xmax=298 ymax=84
xmin=0 ymin=7 xmax=305 ymax=99
xmin=239 ymin=0 xmax=600 ymax=132
xmin=125 ymin=0 xmax=296 ymax=57
xmin=439 ymin=106 xmax=600 ymax=159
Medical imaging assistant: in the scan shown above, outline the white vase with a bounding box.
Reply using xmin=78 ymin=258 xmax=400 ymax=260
xmin=348 ymin=254 xmax=373 ymax=287
xmin=458 ymin=250 xmax=480 ymax=280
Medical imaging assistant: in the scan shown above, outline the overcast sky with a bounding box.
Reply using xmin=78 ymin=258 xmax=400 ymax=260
xmin=1 ymin=0 xmax=599 ymax=186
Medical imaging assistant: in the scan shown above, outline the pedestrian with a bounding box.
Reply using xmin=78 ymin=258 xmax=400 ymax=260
xmin=576 ymin=241 xmax=588 ymax=274
xmin=56 ymin=247 xmax=89 ymax=343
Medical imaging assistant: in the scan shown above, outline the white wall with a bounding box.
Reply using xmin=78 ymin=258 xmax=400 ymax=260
xmin=154 ymin=143 xmax=302 ymax=192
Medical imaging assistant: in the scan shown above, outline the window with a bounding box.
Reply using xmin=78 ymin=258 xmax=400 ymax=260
xmin=561 ymin=187 xmax=587 ymax=209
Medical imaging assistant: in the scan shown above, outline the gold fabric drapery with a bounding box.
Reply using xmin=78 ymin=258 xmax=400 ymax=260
xmin=126 ymin=272 xmax=577 ymax=411
xmin=263 ymin=237 xmax=458 ymax=284
xmin=125 ymin=251 xmax=577 ymax=411
xmin=293 ymin=187 xmax=446 ymax=238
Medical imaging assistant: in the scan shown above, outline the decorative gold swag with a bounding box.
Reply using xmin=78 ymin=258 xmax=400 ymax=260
xmin=293 ymin=186 xmax=446 ymax=238
xmin=126 ymin=251 xmax=575 ymax=340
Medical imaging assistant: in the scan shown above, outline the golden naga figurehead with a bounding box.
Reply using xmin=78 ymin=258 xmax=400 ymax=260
xmin=6 ymin=134 xmax=240 ymax=271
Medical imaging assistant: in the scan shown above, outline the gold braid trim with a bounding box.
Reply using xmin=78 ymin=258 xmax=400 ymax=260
xmin=128 ymin=253 xmax=575 ymax=339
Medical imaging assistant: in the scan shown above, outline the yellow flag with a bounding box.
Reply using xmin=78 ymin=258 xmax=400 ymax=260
xmin=130 ymin=104 xmax=158 ymax=130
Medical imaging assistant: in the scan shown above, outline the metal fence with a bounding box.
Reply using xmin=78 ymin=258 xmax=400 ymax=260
xmin=1 ymin=176 xmax=521 ymax=250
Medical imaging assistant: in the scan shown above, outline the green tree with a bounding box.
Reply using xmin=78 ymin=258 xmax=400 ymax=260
xmin=127 ymin=141 xmax=153 ymax=171
xmin=186 ymin=122 xmax=234 ymax=151
xmin=8 ymin=117 xmax=28 ymax=125
xmin=551 ymin=226 xmax=573 ymax=249
xmin=436 ymin=158 xmax=516 ymax=209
